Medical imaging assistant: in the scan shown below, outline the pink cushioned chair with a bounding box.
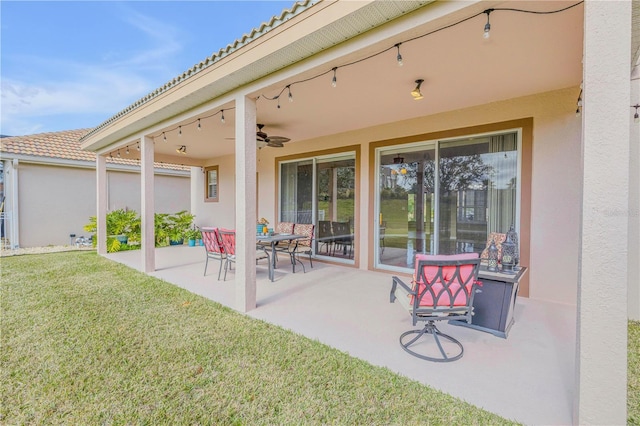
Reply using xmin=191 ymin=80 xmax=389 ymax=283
xmin=201 ymin=227 xmax=226 ymax=280
xmin=390 ymin=253 xmax=482 ymax=362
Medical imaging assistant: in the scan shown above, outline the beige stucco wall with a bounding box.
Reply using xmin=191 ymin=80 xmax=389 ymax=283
xmin=16 ymin=164 xmax=190 ymax=247
xmin=629 ymin=63 xmax=640 ymax=321
xmin=190 ymin=158 xmax=236 ymax=230
xmin=194 ymin=86 xmax=582 ymax=306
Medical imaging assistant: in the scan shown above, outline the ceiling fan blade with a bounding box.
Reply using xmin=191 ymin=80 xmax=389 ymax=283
xmin=256 ymin=131 xmax=268 ymax=139
xmin=266 ymin=136 xmax=290 ymax=143
xmin=267 ymin=141 xmax=284 ymax=148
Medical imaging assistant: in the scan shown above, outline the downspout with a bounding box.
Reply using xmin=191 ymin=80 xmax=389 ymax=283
xmin=10 ymin=158 xmax=19 ymax=248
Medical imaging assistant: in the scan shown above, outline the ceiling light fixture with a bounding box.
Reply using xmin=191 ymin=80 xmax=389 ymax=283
xmin=176 ymin=145 xmax=187 ymax=154
xmin=411 ymin=79 xmax=424 ymax=100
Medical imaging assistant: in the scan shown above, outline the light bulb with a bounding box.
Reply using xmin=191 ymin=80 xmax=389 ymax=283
xmin=395 ymin=44 xmax=403 ymax=66
xmin=288 ymin=86 xmax=293 ymax=102
xmin=331 ymin=68 xmax=337 ymax=88
xmin=221 ymin=110 xmax=225 ymax=123
xmin=197 ymin=119 xmax=201 ymax=130
xmin=126 ymin=146 xmax=130 ymax=154
xmin=635 ymin=112 xmax=639 ymax=123
xmin=136 ymin=143 xmax=140 ymax=151
xmin=178 ymin=126 xmax=182 ymax=136
xmin=163 ymin=132 xmax=167 ymax=142
xmin=483 ymin=23 xmax=491 ymax=39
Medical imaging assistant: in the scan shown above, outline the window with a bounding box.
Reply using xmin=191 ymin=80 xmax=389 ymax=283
xmin=204 ymin=165 xmax=219 ymax=202
xmin=376 ymin=131 xmax=519 ymax=270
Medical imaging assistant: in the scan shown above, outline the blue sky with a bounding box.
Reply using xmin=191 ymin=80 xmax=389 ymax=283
xmin=1 ymin=1 xmax=293 ymax=136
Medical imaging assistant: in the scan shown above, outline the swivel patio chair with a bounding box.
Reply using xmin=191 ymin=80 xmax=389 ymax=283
xmin=202 ymin=227 xmax=226 ymax=280
xmin=217 ymin=229 xmax=271 ymax=281
xmin=390 ymin=253 xmax=481 ymax=362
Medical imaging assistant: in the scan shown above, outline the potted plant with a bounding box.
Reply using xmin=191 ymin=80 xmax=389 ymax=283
xmin=166 ymin=210 xmax=195 ymax=246
xmin=185 ymin=228 xmax=200 ymax=247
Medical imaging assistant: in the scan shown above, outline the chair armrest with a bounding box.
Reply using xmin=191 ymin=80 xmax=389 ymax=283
xmin=390 ymin=276 xmax=414 ymax=303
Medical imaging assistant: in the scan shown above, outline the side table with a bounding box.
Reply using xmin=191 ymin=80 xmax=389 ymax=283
xmin=450 ymin=266 xmax=528 ymax=338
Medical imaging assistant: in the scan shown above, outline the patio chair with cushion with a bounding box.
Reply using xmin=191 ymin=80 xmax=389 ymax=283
xmin=390 ymin=253 xmax=482 ymax=362
xmin=288 ymin=223 xmax=315 ymax=273
xmin=201 ymin=227 xmax=226 ymax=280
xmin=217 ymin=228 xmax=271 ymax=281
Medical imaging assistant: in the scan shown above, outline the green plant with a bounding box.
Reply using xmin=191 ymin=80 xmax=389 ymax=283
xmin=185 ymin=228 xmax=200 ymax=241
xmin=166 ymin=210 xmax=195 ymax=242
xmin=83 ymin=209 xmax=141 ymax=249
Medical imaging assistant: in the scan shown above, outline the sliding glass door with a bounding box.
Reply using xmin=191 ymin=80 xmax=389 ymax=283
xmin=280 ymin=153 xmax=356 ymax=264
xmin=376 ymin=131 xmax=519 ymax=270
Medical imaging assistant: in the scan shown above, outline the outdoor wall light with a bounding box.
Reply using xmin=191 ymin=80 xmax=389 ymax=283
xmin=411 ymin=79 xmax=424 ymax=100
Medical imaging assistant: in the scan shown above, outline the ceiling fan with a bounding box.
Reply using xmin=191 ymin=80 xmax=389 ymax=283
xmin=256 ymin=124 xmax=290 ymax=148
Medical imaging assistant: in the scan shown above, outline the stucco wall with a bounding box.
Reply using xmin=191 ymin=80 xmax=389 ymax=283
xmin=16 ymin=164 xmax=190 ymax=247
xmin=190 ymin=158 xmax=236 ymax=230
xmin=194 ymin=86 xmax=582 ymax=306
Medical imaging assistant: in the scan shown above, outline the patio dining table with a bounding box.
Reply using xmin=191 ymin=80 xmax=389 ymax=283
xmin=256 ymin=233 xmax=305 ymax=281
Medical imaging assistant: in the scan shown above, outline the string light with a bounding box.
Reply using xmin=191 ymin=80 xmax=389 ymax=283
xmin=632 ymin=104 xmax=640 ymax=123
xmin=137 ymin=142 xmax=140 ymax=151
xmin=126 ymin=146 xmax=130 ymax=155
xmin=483 ymin=9 xmax=493 ymax=39
xmin=395 ymin=43 xmax=403 ymax=66
xmin=117 ymin=150 xmax=121 ymax=158
xmin=141 ymin=2 xmax=584 ymax=139
xmin=576 ymin=88 xmax=583 ymax=117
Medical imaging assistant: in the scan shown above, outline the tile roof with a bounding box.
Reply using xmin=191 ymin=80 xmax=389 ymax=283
xmin=0 ymin=129 xmax=189 ymax=172
xmin=81 ymin=0 xmax=315 ymax=142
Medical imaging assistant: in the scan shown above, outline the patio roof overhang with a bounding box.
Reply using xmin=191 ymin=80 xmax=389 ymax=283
xmin=80 ymin=0 xmax=584 ymax=162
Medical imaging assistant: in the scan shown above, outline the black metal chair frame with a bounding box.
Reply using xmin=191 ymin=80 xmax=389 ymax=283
xmin=390 ymin=257 xmax=481 ymax=362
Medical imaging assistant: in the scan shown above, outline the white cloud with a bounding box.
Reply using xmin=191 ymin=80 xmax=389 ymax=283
xmin=0 ymin=5 xmax=185 ymax=136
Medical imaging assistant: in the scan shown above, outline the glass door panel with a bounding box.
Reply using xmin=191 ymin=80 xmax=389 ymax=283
xmin=280 ymin=160 xmax=313 ymax=223
xmin=438 ymin=134 xmax=517 ymax=255
xmin=378 ymin=148 xmax=435 ymax=268
xmin=315 ymin=156 xmax=355 ymax=260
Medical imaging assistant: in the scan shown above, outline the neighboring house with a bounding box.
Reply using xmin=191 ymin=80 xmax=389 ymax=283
xmin=0 ymin=129 xmax=190 ymax=248
xmin=79 ymin=1 xmax=637 ymax=423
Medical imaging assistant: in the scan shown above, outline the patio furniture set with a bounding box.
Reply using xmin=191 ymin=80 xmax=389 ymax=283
xmin=317 ymin=220 xmax=354 ymax=258
xmin=201 ymin=223 xmax=315 ymax=282
xmin=390 ymin=231 xmax=526 ymax=362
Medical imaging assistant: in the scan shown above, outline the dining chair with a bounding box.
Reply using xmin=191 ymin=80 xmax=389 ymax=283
xmin=201 ymin=227 xmax=226 ymax=280
xmin=217 ymin=229 xmax=271 ymax=281
xmin=288 ymin=223 xmax=315 ymax=273
xmin=331 ymin=221 xmax=353 ymax=258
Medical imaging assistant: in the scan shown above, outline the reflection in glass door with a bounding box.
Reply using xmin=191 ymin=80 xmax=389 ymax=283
xmin=376 ymin=132 xmax=519 ymax=271
xmin=378 ymin=147 xmax=435 ymax=269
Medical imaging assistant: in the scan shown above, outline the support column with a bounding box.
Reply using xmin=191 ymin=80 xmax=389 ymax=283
xmin=629 ymin=57 xmax=640 ymax=321
xmin=141 ymin=135 xmax=155 ymax=273
xmin=235 ymin=95 xmax=257 ymax=312
xmin=96 ymin=154 xmax=107 ymax=255
xmin=575 ymin=1 xmax=631 ymax=424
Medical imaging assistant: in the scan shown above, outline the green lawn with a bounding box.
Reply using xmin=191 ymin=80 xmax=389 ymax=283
xmin=1 ymin=252 xmax=638 ymax=425
xmin=1 ymin=251 xmax=513 ymax=425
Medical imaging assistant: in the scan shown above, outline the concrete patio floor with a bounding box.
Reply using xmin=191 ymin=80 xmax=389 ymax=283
xmin=107 ymin=245 xmax=577 ymax=425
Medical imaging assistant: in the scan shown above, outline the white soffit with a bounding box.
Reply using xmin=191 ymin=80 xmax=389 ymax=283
xmin=81 ymin=0 xmax=434 ymax=150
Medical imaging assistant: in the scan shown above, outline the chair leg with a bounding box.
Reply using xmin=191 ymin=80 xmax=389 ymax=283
xmin=399 ymin=322 xmax=464 ymax=362
xmin=204 ymin=256 xmax=209 ymax=276
xmin=217 ymin=258 xmax=224 ymax=281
